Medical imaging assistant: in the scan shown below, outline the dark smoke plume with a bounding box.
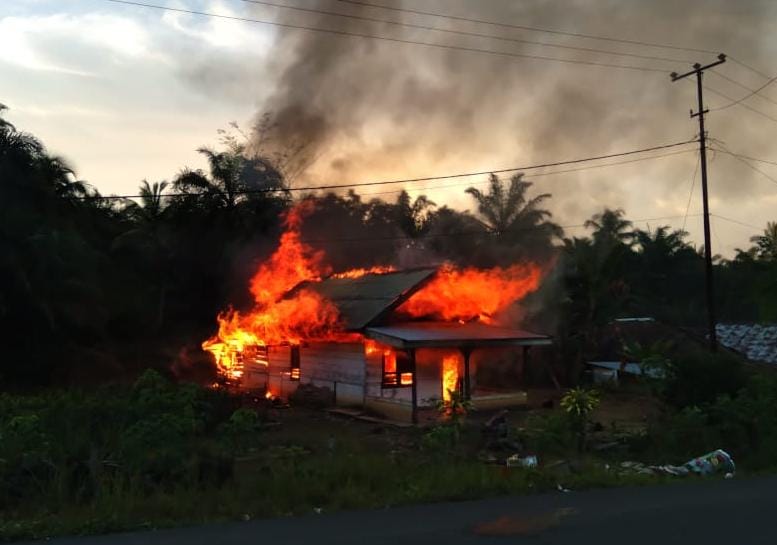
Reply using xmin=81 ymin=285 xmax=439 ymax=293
xmin=227 ymin=0 xmax=776 ymax=253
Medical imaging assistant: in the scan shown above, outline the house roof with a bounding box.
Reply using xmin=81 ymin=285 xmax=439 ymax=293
xmin=717 ymin=324 xmax=777 ymax=366
xmin=293 ymin=268 xmax=437 ymax=330
xmin=365 ymin=321 xmax=552 ymax=349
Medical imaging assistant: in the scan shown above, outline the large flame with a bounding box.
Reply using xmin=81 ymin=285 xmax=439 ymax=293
xmin=249 ymin=199 xmax=327 ymax=306
xmin=397 ymin=263 xmax=542 ymax=323
xmin=202 ymin=201 xmax=544 ymax=383
xmin=442 ymin=352 xmax=460 ymax=402
xmin=203 ymin=201 xmax=352 ymax=380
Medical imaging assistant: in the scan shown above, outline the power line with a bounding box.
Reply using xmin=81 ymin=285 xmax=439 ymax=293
xmin=703 ymin=84 xmax=777 ymax=123
xmin=93 ymin=139 xmax=697 ymax=200
xmin=715 ymin=148 xmax=777 ymax=188
xmin=709 ymin=214 xmax=723 ymax=251
xmin=298 ymin=214 xmax=704 ymax=244
xmin=712 ymin=213 xmax=761 ymax=231
xmin=234 ymin=0 xmax=691 ymax=65
xmin=103 ymin=0 xmax=669 ymax=73
xmin=332 ymin=0 xmax=718 ymax=55
xmin=709 ymin=149 xmax=777 ymax=168
xmin=682 ymin=155 xmax=700 ymax=231
xmin=358 ymin=148 xmax=697 ymax=198
xmin=728 ymin=56 xmax=773 ymax=81
xmin=336 ymin=0 xmax=774 ymax=88
xmin=709 ymin=71 xmax=777 ymax=110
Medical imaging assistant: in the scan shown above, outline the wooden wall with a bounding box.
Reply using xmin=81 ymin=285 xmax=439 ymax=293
xmin=299 ymin=342 xmax=366 ymax=406
xmin=267 ymin=345 xmax=296 ymax=398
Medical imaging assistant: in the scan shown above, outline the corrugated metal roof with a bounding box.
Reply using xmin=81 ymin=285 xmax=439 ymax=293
xmin=365 ymin=321 xmax=552 ymax=348
xmin=294 ymin=268 xmax=437 ymax=330
xmin=717 ymin=324 xmax=777 ymax=366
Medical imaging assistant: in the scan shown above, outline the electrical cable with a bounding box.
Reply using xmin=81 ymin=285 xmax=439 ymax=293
xmin=715 ymin=148 xmax=777 ymax=188
xmin=103 ymin=0 xmax=670 ymax=73
xmin=332 ymin=0 xmax=718 ymax=55
xmin=297 ymin=214 xmax=704 ymax=244
xmin=356 ymin=148 xmax=697 ymax=198
xmin=728 ymin=56 xmax=773 ymax=81
xmin=708 ymin=149 xmax=777 ymax=168
xmin=712 ymin=214 xmax=760 ymax=231
xmin=703 ymin=85 xmax=777 ymax=123
xmin=709 ymin=72 xmax=777 ymax=111
xmin=233 ymin=0 xmax=692 ymax=65
xmin=88 ymin=139 xmax=697 ymax=200
xmin=682 ymin=155 xmax=700 ymax=232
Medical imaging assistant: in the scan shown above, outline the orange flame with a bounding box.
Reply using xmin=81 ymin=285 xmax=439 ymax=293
xmin=202 ymin=201 xmax=544 ymax=384
xmin=249 ymin=199 xmax=327 ymax=306
xmin=202 ymin=201 xmax=355 ymax=380
xmin=397 ymin=263 xmax=541 ymax=323
xmin=330 ymin=265 xmax=396 ymax=279
xmin=442 ymin=352 xmax=460 ymax=402
xmin=364 ymin=340 xmax=413 ymax=386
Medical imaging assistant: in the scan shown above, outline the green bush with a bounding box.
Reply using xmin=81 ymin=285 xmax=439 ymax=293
xmin=644 ymin=374 xmax=777 ymax=469
xmin=0 ymin=371 xmax=245 ymax=516
xmin=661 ymin=348 xmax=746 ymax=409
xmin=420 ymin=425 xmax=460 ymax=453
xmin=522 ymin=412 xmax=576 ymax=456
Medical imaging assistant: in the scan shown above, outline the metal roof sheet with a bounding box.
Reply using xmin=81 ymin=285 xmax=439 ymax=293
xmin=717 ymin=323 xmax=777 ymax=365
xmin=365 ymin=321 xmax=552 ymax=348
xmin=294 ymin=268 xmax=437 ymax=330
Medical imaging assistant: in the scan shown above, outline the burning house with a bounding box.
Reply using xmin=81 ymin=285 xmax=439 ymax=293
xmin=202 ymin=202 xmax=552 ymax=423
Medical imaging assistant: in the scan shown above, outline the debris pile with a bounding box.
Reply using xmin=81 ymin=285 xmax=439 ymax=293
xmin=619 ymin=449 xmax=735 ymax=477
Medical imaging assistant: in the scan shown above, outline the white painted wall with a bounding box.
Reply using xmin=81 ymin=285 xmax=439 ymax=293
xmin=267 ymin=345 xmax=297 ymax=398
xmin=299 ymin=342 xmax=366 ymax=406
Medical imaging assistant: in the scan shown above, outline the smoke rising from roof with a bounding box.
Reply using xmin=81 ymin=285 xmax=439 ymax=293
xmin=230 ymin=0 xmax=777 ymax=252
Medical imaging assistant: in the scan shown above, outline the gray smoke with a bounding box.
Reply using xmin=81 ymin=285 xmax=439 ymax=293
xmin=226 ymin=0 xmax=776 ymax=251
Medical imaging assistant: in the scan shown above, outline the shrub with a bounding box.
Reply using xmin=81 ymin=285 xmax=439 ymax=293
xmin=421 ymin=425 xmax=460 ymax=453
xmin=661 ymin=348 xmax=746 ymax=409
xmin=522 ymin=412 xmax=576 ymax=456
xmin=0 ymin=375 xmax=245 ymax=516
xmin=644 ymin=374 xmax=777 ymax=469
xmin=560 ymin=387 xmax=600 ymax=453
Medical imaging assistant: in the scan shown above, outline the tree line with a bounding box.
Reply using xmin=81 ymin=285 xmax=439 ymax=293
xmin=2 ymin=105 xmax=775 ymax=387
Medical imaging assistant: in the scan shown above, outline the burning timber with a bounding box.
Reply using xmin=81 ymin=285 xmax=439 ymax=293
xmin=202 ymin=202 xmax=552 ymax=423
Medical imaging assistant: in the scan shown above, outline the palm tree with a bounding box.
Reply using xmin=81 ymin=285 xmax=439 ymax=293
xmin=465 ymin=173 xmax=562 ymax=257
xmin=172 ymin=147 xmax=286 ymax=210
xmin=124 ymin=180 xmax=168 ymax=224
xmin=634 ymin=226 xmax=690 ymax=258
xmin=584 ymin=208 xmax=635 ymax=247
xmin=1 ymin=105 xmax=110 ymax=385
xmin=560 ymin=235 xmax=631 ymax=381
xmin=750 ymin=221 xmax=777 ymax=261
xmin=394 ymin=190 xmax=436 ymax=238
xmin=114 ymin=181 xmax=171 ymax=329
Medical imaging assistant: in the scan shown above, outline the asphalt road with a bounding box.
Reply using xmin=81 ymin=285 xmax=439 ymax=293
xmin=21 ymin=476 xmax=777 ymax=545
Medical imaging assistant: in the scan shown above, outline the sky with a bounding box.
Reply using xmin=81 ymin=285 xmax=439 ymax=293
xmin=2 ymin=0 xmax=777 ymax=256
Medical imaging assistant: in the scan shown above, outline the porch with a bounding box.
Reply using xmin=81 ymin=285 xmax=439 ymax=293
xmin=364 ymin=321 xmax=552 ymax=423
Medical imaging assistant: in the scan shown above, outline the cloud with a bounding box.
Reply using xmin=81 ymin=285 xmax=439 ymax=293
xmin=0 ymin=13 xmax=154 ymax=75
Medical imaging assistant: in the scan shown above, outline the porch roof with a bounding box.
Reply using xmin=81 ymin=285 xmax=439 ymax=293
xmin=364 ymin=321 xmax=552 ymax=349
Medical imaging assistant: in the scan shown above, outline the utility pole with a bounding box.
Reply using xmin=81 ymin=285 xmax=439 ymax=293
xmin=671 ymin=53 xmax=726 ymax=351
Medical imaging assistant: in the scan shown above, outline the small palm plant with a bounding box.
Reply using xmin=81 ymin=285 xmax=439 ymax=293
xmin=437 ymin=390 xmax=472 ymax=425
xmin=560 ymin=387 xmax=600 ymax=454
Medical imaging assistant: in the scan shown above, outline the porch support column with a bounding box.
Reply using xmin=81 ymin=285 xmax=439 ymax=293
xmin=410 ymin=348 xmax=418 ymax=425
xmin=460 ymin=347 xmax=473 ymax=400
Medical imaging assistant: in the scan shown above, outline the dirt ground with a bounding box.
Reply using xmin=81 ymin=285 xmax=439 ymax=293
xmin=244 ymin=384 xmax=661 ymax=461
